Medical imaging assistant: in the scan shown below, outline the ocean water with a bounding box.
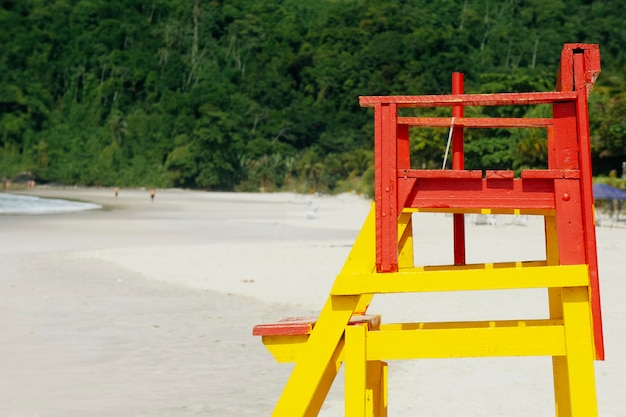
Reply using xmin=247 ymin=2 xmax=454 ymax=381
xmin=0 ymin=192 xmax=101 ymax=214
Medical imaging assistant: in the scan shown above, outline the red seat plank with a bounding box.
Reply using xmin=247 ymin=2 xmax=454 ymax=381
xmin=253 ymin=315 xmax=381 ymax=337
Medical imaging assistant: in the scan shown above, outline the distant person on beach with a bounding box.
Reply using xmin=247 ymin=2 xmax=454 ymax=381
xmin=114 ymin=187 xmax=119 ymax=199
xmin=150 ymin=189 xmax=156 ymax=203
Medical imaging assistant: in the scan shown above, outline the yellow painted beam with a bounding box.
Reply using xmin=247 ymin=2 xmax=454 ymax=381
xmin=561 ymin=286 xmax=598 ymax=417
xmin=367 ymin=361 xmax=387 ymax=417
xmin=404 ymin=260 xmax=547 ymax=271
xmin=306 ymin=339 xmax=346 ymax=417
xmin=379 ymin=318 xmax=563 ymax=331
xmin=345 ymin=325 xmax=367 ymax=417
xmin=332 ymin=264 xmax=589 ymax=295
xmin=263 ymin=319 xmax=566 ymax=363
xmin=366 ymin=325 xmax=566 ymax=359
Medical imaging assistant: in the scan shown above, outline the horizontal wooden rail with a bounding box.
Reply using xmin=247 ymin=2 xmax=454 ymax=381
xmin=260 ymin=318 xmax=568 ymax=363
xmin=398 ymin=176 xmax=557 ymax=210
xmin=331 ymin=264 xmax=589 ymax=295
xmin=397 ymin=116 xmax=553 ymax=128
xmin=365 ymin=323 xmax=566 ymax=359
xmin=398 ymin=169 xmax=580 ymax=180
xmin=253 ymin=315 xmax=380 ymax=336
xmin=359 ymin=91 xmax=578 ymax=108
xmin=380 ymin=318 xmax=563 ymax=331
xmin=399 ymin=169 xmax=482 ymax=179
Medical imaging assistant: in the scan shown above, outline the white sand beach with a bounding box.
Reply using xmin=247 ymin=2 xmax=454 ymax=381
xmin=1 ymin=187 xmax=624 ymax=416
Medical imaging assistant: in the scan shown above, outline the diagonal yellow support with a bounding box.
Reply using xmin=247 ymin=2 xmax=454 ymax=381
xmin=270 ymin=207 xmax=412 ymax=417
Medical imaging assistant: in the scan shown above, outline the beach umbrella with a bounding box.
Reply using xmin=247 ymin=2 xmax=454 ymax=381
xmin=592 ymin=183 xmax=626 ymax=201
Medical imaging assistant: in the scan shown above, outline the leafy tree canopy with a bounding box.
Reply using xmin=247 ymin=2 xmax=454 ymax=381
xmin=1 ymin=0 xmax=624 ymax=192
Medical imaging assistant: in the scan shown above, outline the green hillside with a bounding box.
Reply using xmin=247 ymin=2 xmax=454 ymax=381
xmin=1 ymin=0 xmax=625 ymax=193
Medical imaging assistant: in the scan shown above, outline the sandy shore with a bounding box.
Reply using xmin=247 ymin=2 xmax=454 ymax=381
xmin=1 ymin=187 xmax=624 ymax=416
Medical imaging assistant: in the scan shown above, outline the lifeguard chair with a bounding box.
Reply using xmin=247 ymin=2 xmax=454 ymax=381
xmin=254 ymin=43 xmax=604 ymax=417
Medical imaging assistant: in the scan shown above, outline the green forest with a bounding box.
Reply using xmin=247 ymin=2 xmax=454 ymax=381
xmin=1 ymin=0 xmax=625 ymax=194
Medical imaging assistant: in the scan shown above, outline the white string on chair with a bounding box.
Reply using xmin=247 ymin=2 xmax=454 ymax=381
xmin=441 ymin=117 xmax=456 ymax=169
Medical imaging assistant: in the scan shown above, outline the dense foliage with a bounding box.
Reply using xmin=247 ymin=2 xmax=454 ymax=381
xmin=1 ymin=0 xmax=625 ymax=193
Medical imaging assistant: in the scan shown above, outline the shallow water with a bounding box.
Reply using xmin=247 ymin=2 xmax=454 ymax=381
xmin=0 ymin=192 xmax=101 ymax=214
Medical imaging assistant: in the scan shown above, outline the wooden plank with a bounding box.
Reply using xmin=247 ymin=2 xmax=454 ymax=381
xmin=403 ymin=207 xmax=555 ymax=216
xmin=397 ymin=116 xmax=553 ymax=128
xmin=521 ymin=169 xmax=580 ymax=179
xmin=561 ymin=286 xmax=599 ymax=415
xmin=452 ymin=73 xmax=466 ymax=266
xmin=345 ymin=325 xmax=367 ymax=417
xmin=485 ymin=170 xmax=514 ymax=179
xmin=253 ymin=315 xmax=381 ymax=337
xmin=331 ymin=264 xmax=589 ymax=295
xmin=379 ymin=318 xmax=562 ymax=331
xmin=399 ymin=169 xmax=580 ymax=180
xmin=399 ymin=169 xmax=482 ymax=179
xmin=400 ymin=177 xmax=556 ymax=210
xmin=553 ymin=101 xmax=580 ymax=170
xmin=261 ymin=319 xmax=567 ymax=363
xmin=366 ymin=325 xmax=566 ymax=359
xmin=253 ymin=317 xmax=315 ymax=336
xmin=573 ymin=52 xmax=604 ymax=359
xmin=359 ymin=91 xmax=577 ymax=108
xmin=375 ymin=102 xmax=398 ymax=272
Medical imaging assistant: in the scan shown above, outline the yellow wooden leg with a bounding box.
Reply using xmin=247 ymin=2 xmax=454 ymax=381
xmin=553 ymin=354 xmax=572 ymax=417
xmin=549 ymin=287 xmax=572 ymax=417
xmin=367 ymin=361 xmax=388 ymax=417
xmin=545 ymin=215 xmax=574 ymax=417
xmin=345 ymin=324 xmax=368 ymax=417
xmin=561 ymin=286 xmax=598 ymax=417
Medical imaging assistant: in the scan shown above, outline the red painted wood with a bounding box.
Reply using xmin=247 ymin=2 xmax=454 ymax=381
xmin=573 ymin=51 xmax=604 ymax=359
xmin=375 ymin=103 xmax=399 ymax=272
xmin=451 ymin=73 xmax=465 ymax=171
xmin=359 ymin=91 xmax=577 ymax=108
xmin=552 ymin=102 xmax=579 ymax=170
xmin=374 ymin=103 xmax=383 ymax=271
xmin=557 ymin=47 xmax=574 ymax=92
xmin=397 ymin=117 xmax=553 ymax=128
xmin=252 ymin=315 xmax=381 ymax=337
xmin=563 ymin=43 xmax=601 ymax=94
xmin=485 ymin=170 xmax=514 ymax=179
xmin=400 ymin=178 xmax=556 ymax=210
xmin=452 ymin=73 xmax=466 ymax=265
xmin=399 ymin=169 xmax=482 ymax=179
xmin=521 ymin=170 xmax=580 ymax=179
xmin=398 ymin=124 xmax=411 ymax=170
xmin=253 ymin=318 xmax=315 ymax=336
xmin=553 ymin=180 xmax=586 ymax=265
